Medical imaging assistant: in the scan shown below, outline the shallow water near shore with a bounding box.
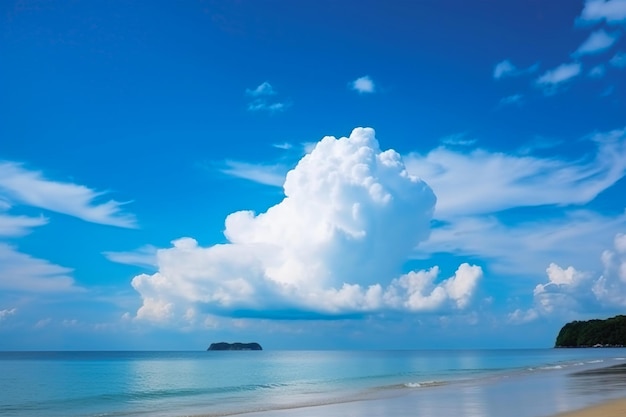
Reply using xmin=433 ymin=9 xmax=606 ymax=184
xmin=1 ymin=349 xmax=625 ymax=417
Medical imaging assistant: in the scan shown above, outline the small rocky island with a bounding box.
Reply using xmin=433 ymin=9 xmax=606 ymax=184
xmin=555 ymin=315 xmax=626 ymax=347
xmin=207 ymin=342 xmax=263 ymax=351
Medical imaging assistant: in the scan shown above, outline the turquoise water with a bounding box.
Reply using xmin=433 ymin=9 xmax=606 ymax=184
xmin=1 ymin=349 xmax=625 ymax=417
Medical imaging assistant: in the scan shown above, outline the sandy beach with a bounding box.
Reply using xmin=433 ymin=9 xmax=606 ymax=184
xmin=554 ymin=399 xmax=626 ymax=417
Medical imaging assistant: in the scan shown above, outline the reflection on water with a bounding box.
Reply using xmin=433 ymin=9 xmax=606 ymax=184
xmin=568 ymin=363 xmax=626 ymax=396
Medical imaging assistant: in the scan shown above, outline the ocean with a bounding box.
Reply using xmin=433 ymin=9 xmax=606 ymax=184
xmin=1 ymin=349 xmax=626 ymax=417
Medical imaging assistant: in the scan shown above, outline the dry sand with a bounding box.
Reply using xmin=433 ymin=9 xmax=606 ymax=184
xmin=554 ymin=399 xmax=626 ymax=417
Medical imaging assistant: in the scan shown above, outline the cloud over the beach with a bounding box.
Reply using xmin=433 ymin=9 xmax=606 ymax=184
xmin=511 ymin=232 xmax=626 ymax=322
xmin=350 ymin=76 xmax=376 ymax=94
xmin=131 ymin=128 xmax=482 ymax=323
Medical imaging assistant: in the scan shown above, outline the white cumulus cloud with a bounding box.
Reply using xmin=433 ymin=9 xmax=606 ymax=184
xmin=573 ymin=29 xmax=620 ymax=56
xmin=131 ymin=128 xmax=482 ymax=324
xmin=350 ymin=76 xmax=376 ymax=94
xmin=514 ymin=232 xmax=626 ymax=321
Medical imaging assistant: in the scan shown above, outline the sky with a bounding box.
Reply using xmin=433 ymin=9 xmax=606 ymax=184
xmin=1 ymin=0 xmax=626 ymax=350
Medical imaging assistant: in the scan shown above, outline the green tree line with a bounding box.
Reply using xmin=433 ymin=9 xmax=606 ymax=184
xmin=555 ymin=315 xmax=626 ymax=347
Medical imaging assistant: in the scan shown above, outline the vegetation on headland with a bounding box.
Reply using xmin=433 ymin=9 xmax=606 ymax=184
xmin=207 ymin=342 xmax=263 ymax=351
xmin=555 ymin=315 xmax=626 ymax=347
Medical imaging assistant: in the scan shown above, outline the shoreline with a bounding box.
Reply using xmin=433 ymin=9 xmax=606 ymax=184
xmin=237 ymin=360 xmax=626 ymax=417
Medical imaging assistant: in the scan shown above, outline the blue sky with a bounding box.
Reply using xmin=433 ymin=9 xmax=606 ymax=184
xmin=1 ymin=0 xmax=626 ymax=350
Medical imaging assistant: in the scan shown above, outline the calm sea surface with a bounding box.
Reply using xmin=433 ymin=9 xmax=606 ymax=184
xmin=1 ymin=349 xmax=625 ymax=417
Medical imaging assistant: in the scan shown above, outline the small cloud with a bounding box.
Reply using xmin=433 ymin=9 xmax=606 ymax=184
xmin=350 ymin=76 xmax=375 ymax=94
xmin=247 ymin=100 xmax=289 ymax=113
xmin=536 ymin=62 xmax=582 ymax=93
xmin=589 ymin=64 xmax=607 ymax=78
xmin=245 ymin=81 xmax=276 ymax=97
xmin=245 ymin=82 xmax=289 ymax=113
xmin=0 ymin=308 xmax=17 ymax=321
xmin=610 ymin=52 xmax=626 ymax=68
xmin=572 ymin=29 xmax=620 ymax=57
xmin=103 ymin=245 xmax=158 ymax=269
xmin=493 ymin=60 xmax=538 ymax=79
xmin=500 ymin=93 xmax=524 ymax=106
xmin=508 ymin=308 xmax=539 ymax=324
xmin=577 ymin=0 xmax=626 ymax=25
xmin=34 ymin=318 xmax=52 ymax=329
xmin=272 ymin=142 xmax=293 ymax=150
xmin=440 ymin=133 xmax=477 ymax=146
xmin=493 ymin=60 xmax=516 ymax=79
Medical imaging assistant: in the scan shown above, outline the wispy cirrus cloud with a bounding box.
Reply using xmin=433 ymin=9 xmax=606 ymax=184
xmin=245 ymin=81 xmax=289 ymax=113
xmin=572 ymin=29 xmax=620 ymax=57
xmin=0 ymin=243 xmax=81 ymax=293
xmin=272 ymin=142 xmax=293 ymax=150
xmin=404 ymin=127 xmax=626 ymax=219
xmin=350 ymin=75 xmax=376 ymax=94
xmin=417 ymin=210 xmax=626 ymax=277
xmin=0 ymin=161 xmax=137 ymax=303
xmin=220 ymin=160 xmax=287 ymax=187
xmin=103 ymin=245 xmax=158 ymax=269
xmin=0 ymin=213 xmax=48 ymax=237
xmin=0 ymin=162 xmax=137 ymax=228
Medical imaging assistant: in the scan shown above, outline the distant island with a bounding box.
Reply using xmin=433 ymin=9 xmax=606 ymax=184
xmin=207 ymin=342 xmax=263 ymax=351
xmin=555 ymin=315 xmax=626 ymax=347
